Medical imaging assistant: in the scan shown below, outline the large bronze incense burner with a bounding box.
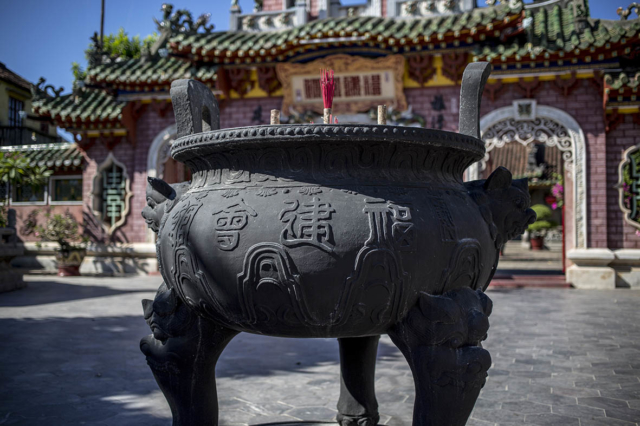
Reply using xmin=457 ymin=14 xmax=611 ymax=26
xmin=140 ymin=63 xmax=535 ymax=426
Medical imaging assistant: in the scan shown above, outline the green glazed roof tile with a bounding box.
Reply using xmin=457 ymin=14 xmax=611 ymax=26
xmin=166 ymin=0 xmax=524 ymax=57
xmin=475 ymin=2 xmax=640 ymax=60
xmin=33 ymin=89 xmax=126 ymax=124
xmin=88 ymin=57 xmax=216 ymax=86
xmin=0 ymin=143 xmax=83 ymax=170
xmin=605 ymin=71 xmax=640 ymax=90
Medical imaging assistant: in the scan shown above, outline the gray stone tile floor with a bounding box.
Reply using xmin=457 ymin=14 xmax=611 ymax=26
xmin=0 ymin=276 xmax=639 ymax=426
xmin=497 ymin=240 xmax=563 ymax=273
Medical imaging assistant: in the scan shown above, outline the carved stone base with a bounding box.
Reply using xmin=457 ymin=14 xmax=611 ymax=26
xmin=388 ymin=288 xmax=493 ymax=426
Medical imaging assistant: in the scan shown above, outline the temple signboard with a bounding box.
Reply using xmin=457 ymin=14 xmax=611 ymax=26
xmin=277 ymin=54 xmax=407 ymax=115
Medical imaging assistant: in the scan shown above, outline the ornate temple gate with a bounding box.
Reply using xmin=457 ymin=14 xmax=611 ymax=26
xmin=468 ymin=100 xmax=588 ymax=265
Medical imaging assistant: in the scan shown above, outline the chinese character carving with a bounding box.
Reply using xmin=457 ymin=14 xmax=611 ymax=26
xmin=212 ymin=199 xmax=258 ymax=251
xmin=279 ymin=197 xmax=336 ymax=252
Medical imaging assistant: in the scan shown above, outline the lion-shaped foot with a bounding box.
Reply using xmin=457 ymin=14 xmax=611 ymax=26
xmin=389 ymin=287 xmax=493 ymax=426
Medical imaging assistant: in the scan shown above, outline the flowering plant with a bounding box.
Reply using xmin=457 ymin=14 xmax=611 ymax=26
xmin=550 ymin=173 xmax=564 ymax=210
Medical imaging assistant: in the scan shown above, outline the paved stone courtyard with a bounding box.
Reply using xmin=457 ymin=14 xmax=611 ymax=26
xmin=1 ymin=276 xmax=639 ymax=426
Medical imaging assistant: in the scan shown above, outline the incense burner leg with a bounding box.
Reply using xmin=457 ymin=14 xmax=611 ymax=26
xmin=337 ymin=335 xmax=380 ymax=426
xmin=140 ymin=282 xmax=238 ymax=426
xmin=388 ymin=288 xmax=493 ymax=426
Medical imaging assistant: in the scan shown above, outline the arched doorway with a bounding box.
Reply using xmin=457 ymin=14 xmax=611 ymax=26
xmin=468 ymin=100 xmax=588 ymax=271
xmin=146 ymin=124 xmax=192 ymax=242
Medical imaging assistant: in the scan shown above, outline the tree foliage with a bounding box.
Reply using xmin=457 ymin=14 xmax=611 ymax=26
xmin=0 ymin=152 xmax=52 ymax=227
xmin=92 ymin=28 xmax=158 ymax=60
xmin=72 ymin=28 xmax=158 ymax=85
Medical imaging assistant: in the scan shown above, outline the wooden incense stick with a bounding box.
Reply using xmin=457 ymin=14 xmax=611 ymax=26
xmin=270 ymin=109 xmax=280 ymax=124
xmin=378 ymin=105 xmax=387 ymax=125
xmin=323 ymin=108 xmax=332 ymax=125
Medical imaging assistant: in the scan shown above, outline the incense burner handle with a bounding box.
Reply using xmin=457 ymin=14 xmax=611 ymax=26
xmin=170 ymin=79 xmax=220 ymax=138
xmin=458 ymin=62 xmax=492 ymax=139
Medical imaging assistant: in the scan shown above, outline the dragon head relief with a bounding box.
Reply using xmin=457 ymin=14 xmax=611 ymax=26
xmin=398 ymin=287 xmax=493 ymax=392
xmin=142 ymin=177 xmax=190 ymax=233
xmin=466 ymin=167 xmax=537 ymax=250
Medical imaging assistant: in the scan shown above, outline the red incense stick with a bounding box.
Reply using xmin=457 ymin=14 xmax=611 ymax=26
xmin=320 ymin=69 xmax=335 ymax=124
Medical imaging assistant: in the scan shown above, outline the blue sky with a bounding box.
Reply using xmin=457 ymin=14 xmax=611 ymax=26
xmin=0 ymin=0 xmax=622 ymax=97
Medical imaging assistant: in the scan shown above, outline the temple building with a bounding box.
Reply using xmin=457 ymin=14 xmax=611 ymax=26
xmin=12 ymin=0 xmax=640 ymax=287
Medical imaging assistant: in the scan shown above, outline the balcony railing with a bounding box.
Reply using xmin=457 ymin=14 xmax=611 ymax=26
xmin=0 ymin=126 xmax=62 ymax=147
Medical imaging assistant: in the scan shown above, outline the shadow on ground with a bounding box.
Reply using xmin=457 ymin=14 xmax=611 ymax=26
xmin=0 ymin=280 xmax=155 ymax=307
xmin=0 ymin=312 xmax=400 ymax=426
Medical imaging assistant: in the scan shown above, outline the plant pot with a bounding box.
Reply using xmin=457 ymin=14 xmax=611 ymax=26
xmin=56 ymin=248 xmax=86 ymax=277
xmin=530 ymin=236 xmax=545 ymax=250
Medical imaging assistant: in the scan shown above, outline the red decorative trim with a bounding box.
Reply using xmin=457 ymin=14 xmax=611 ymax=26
xmin=151 ymin=100 xmax=172 ymax=118
xmin=256 ymin=66 xmax=282 ymax=96
xmin=103 ymin=135 xmax=122 ymax=151
xmin=227 ymin=68 xmax=253 ymax=98
xmin=515 ymin=78 xmax=541 ymax=98
xmin=441 ymin=52 xmax=468 ymax=84
xmin=552 ymin=72 xmax=579 ymax=97
xmin=589 ymin=70 xmax=604 ymax=95
xmin=605 ymin=110 xmax=625 ymax=133
xmin=484 ymin=80 xmax=507 ymax=102
xmin=216 ymin=66 xmax=231 ymax=99
xmin=121 ymin=101 xmax=147 ymax=146
xmin=407 ymin=55 xmax=436 ymax=87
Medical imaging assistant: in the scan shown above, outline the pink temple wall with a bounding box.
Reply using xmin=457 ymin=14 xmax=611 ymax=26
xmin=75 ymin=78 xmax=633 ymax=252
xmin=606 ymin=114 xmax=640 ymax=249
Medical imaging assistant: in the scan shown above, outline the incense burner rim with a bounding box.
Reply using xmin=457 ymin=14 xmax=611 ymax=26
xmin=170 ymin=123 xmax=486 ymax=162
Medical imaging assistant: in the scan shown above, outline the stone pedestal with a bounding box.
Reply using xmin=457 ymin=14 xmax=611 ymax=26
xmin=0 ymin=227 xmax=25 ymax=293
xmin=566 ymin=249 xmax=615 ymax=289
xmin=611 ymin=249 xmax=640 ymax=289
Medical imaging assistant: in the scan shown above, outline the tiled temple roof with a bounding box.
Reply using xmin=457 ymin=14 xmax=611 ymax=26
xmin=31 ymin=0 xmax=640 ymax=131
xmin=169 ymin=1 xmax=523 ymax=63
xmin=474 ymin=4 xmax=640 ymax=67
xmin=605 ymin=71 xmax=640 ymax=90
xmin=604 ymin=71 xmax=640 ymax=108
xmin=32 ymin=88 xmax=126 ymax=128
xmin=0 ymin=143 xmax=83 ymax=170
xmin=86 ymin=56 xmax=218 ymax=89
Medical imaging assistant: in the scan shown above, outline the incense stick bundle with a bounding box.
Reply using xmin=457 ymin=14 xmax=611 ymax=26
xmin=320 ymin=69 xmax=335 ymax=124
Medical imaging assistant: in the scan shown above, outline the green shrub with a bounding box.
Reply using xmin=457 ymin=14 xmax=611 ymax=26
xmin=528 ymin=204 xmax=558 ymax=236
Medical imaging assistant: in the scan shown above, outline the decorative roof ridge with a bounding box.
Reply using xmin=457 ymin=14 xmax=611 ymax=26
xmin=169 ymin=0 xmax=523 ymax=43
xmin=0 ymin=142 xmax=77 ymax=152
xmin=605 ymin=70 xmax=640 ymax=89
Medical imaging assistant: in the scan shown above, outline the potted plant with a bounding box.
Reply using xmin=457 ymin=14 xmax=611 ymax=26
xmin=528 ymin=204 xmax=558 ymax=250
xmin=35 ymin=210 xmax=88 ymax=276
